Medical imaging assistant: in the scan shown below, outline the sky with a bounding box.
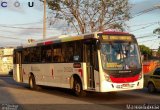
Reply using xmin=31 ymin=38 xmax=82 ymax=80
xmin=128 ymin=0 xmax=160 ymax=50
xmin=0 ymin=0 xmax=160 ymax=49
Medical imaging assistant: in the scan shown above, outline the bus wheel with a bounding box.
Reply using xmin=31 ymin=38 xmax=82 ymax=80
xmin=148 ymin=83 xmax=156 ymax=93
xmin=73 ymin=79 xmax=86 ymax=97
xmin=29 ymin=75 xmax=37 ymax=90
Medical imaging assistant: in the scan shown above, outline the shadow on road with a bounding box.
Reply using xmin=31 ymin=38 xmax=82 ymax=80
xmin=33 ymin=85 xmax=145 ymax=103
xmin=0 ymin=76 xmax=24 ymax=110
xmin=32 ymin=83 xmax=160 ymax=104
xmin=1 ymin=76 xmax=160 ymax=110
xmin=0 ymin=75 xmax=28 ymax=89
xmin=2 ymin=76 xmax=160 ymax=102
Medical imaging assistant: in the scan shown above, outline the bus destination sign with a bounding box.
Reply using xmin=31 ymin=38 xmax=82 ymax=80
xmin=102 ymin=35 xmax=132 ymax=41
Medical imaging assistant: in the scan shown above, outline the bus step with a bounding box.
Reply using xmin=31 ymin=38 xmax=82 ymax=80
xmin=87 ymin=87 xmax=95 ymax=91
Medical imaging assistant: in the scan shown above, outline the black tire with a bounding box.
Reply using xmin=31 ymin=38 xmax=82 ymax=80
xmin=29 ymin=75 xmax=37 ymax=90
xmin=73 ymin=79 xmax=86 ymax=97
xmin=148 ymin=83 xmax=156 ymax=93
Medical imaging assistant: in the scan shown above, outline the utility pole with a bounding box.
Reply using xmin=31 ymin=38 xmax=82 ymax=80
xmin=43 ymin=0 xmax=47 ymax=40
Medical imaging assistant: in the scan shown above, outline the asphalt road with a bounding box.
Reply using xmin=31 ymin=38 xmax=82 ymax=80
xmin=0 ymin=76 xmax=160 ymax=110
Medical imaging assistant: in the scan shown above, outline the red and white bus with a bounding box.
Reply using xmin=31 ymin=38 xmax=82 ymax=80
xmin=13 ymin=31 xmax=143 ymax=96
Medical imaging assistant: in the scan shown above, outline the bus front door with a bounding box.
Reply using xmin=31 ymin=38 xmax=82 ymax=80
xmin=16 ymin=51 xmax=23 ymax=82
xmin=84 ymin=43 xmax=95 ymax=89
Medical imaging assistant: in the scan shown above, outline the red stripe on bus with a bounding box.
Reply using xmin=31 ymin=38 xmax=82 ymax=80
xmin=44 ymin=41 xmax=53 ymax=45
xmin=110 ymin=74 xmax=139 ymax=83
xmin=78 ymin=69 xmax=83 ymax=77
xmin=23 ymin=69 xmax=26 ymax=75
xmin=51 ymin=69 xmax=54 ymax=77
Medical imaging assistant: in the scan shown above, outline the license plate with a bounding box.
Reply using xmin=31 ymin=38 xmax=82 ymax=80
xmin=122 ymin=83 xmax=130 ymax=88
xmin=116 ymin=83 xmax=134 ymax=89
xmin=122 ymin=83 xmax=130 ymax=87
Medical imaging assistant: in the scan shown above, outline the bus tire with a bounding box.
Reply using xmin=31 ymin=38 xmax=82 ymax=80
xmin=29 ymin=75 xmax=38 ymax=90
xmin=148 ymin=82 xmax=156 ymax=93
xmin=73 ymin=79 xmax=86 ymax=97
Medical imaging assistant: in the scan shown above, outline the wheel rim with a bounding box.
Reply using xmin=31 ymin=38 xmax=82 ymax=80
xmin=29 ymin=78 xmax=33 ymax=88
xmin=75 ymin=83 xmax=81 ymax=93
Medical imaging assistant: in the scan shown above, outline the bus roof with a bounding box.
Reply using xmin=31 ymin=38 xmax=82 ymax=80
xmin=101 ymin=31 xmax=129 ymax=35
xmin=16 ymin=31 xmax=133 ymax=49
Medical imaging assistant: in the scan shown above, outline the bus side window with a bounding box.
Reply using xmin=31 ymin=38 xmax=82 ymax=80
xmin=46 ymin=49 xmax=52 ymax=62
xmin=35 ymin=47 xmax=41 ymax=62
xmin=52 ymin=45 xmax=62 ymax=63
xmin=94 ymin=50 xmax=99 ymax=71
xmin=74 ymin=41 xmax=82 ymax=62
xmin=41 ymin=46 xmax=52 ymax=63
xmin=62 ymin=42 xmax=74 ymax=63
xmin=30 ymin=48 xmax=36 ymax=62
xmin=23 ymin=48 xmax=30 ymax=63
xmin=42 ymin=50 xmax=46 ymax=62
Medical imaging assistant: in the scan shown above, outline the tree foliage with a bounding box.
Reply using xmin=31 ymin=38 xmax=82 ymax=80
xmin=157 ymin=46 xmax=160 ymax=56
xmin=139 ymin=45 xmax=152 ymax=59
xmin=153 ymin=28 xmax=160 ymax=35
xmin=45 ymin=0 xmax=130 ymax=34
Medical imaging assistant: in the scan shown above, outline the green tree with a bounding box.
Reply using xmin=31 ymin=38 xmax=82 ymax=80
xmin=43 ymin=0 xmax=130 ymax=34
xmin=153 ymin=27 xmax=160 ymax=57
xmin=153 ymin=28 xmax=160 ymax=35
xmin=157 ymin=46 xmax=160 ymax=57
xmin=139 ymin=45 xmax=152 ymax=60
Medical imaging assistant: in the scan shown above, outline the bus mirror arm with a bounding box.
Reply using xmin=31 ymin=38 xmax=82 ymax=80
xmin=96 ymin=40 xmax=100 ymax=50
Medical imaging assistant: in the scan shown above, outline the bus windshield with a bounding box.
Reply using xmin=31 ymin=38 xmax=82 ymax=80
xmin=100 ymin=42 xmax=141 ymax=71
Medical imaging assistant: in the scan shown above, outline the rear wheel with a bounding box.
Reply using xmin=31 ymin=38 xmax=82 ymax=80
xmin=29 ymin=75 xmax=38 ymax=90
xmin=148 ymin=83 xmax=156 ymax=93
xmin=73 ymin=79 xmax=86 ymax=97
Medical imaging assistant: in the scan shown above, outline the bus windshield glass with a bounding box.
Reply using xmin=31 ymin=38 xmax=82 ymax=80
xmin=100 ymin=42 xmax=141 ymax=70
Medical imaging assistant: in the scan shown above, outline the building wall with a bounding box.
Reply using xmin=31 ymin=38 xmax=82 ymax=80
xmin=0 ymin=48 xmax=13 ymax=75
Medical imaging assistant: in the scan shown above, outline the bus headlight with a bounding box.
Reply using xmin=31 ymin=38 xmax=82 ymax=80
xmin=138 ymin=73 xmax=143 ymax=80
xmin=104 ymin=74 xmax=111 ymax=82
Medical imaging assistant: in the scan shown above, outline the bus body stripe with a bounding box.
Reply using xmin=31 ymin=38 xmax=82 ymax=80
xmin=51 ymin=69 xmax=54 ymax=78
xmin=110 ymin=74 xmax=140 ymax=83
xmin=23 ymin=69 xmax=26 ymax=75
xmin=44 ymin=41 xmax=53 ymax=45
xmin=78 ymin=69 xmax=83 ymax=77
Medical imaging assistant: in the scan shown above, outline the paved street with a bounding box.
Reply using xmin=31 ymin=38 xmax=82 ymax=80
xmin=0 ymin=76 xmax=160 ymax=110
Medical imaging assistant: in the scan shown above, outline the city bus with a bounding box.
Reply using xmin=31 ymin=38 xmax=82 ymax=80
xmin=13 ymin=31 xmax=143 ymax=96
